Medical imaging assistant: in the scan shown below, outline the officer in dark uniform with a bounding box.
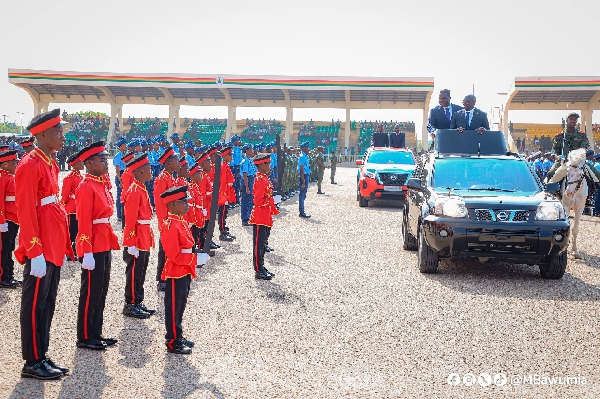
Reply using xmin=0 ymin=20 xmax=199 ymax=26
xmin=371 ymin=124 xmax=389 ymax=147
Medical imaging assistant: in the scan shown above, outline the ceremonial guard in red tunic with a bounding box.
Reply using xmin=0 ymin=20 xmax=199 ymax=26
xmin=74 ymin=142 xmax=121 ymax=351
xmin=188 ymin=163 xmax=206 ymax=250
xmin=0 ymin=150 xmax=20 ymax=288
xmin=250 ymin=153 xmax=281 ymax=280
xmin=20 ymin=137 xmax=35 ymax=155
xmin=196 ymin=149 xmax=213 ymax=249
xmin=217 ymin=144 xmax=236 ymax=242
xmin=160 ymin=186 xmax=209 ymax=354
xmin=119 ymin=152 xmax=135 ymax=230
xmin=153 ymin=147 xmax=180 ymax=291
xmin=17 ymin=109 xmax=73 ymax=380
xmin=122 ymin=154 xmax=156 ymax=319
xmin=61 ymin=154 xmax=84 ymax=256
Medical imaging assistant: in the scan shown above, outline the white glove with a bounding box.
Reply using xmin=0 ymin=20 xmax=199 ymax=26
xmin=188 ymin=222 xmax=193 ymax=228
xmin=127 ymin=246 xmax=139 ymax=257
xmin=196 ymin=252 xmax=209 ymax=266
xmin=63 ymin=255 xmax=68 ymax=267
xmin=30 ymin=254 xmax=47 ymax=278
xmin=273 ymin=195 xmax=282 ymax=205
xmin=203 ymin=209 xmax=207 ymax=216
xmin=111 ymin=251 xmax=114 ymax=262
xmin=82 ymin=253 xmax=95 ymax=270
xmin=0 ymin=223 xmax=8 ymax=233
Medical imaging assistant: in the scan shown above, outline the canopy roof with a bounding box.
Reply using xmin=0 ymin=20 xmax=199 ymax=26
xmin=504 ymin=77 xmax=600 ymax=111
xmin=9 ymin=69 xmax=434 ymax=110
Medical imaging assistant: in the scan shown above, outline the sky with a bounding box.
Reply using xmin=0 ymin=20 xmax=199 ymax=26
xmin=1 ymin=0 xmax=599 ymax=131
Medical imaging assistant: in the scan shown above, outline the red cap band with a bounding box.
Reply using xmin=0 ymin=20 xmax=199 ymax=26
xmin=163 ymin=191 xmax=188 ymax=204
xmin=79 ymin=145 xmax=106 ymax=162
xmin=67 ymin=158 xmax=81 ymax=166
xmin=220 ymin=148 xmax=232 ymax=155
xmin=128 ymin=157 xmax=150 ymax=172
xmin=0 ymin=153 xmax=18 ymax=163
xmin=253 ymin=158 xmax=271 ymax=165
xmin=30 ymin=116 xmax=62 ymax=135
xmin=21 ymin=141 xmax=34 ymax=147
xmin=159 ymin=148 xmax=176 ymax=164
xmin=189 ymin=164 xmax=200 ymax=175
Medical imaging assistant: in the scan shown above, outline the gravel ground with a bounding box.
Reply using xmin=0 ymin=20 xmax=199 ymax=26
xmin=0 ymin=165 xmax=599 ymax=398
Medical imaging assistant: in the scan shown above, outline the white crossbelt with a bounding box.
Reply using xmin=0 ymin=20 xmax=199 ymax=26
xmin=5 ymin=196 xmax=15 ymax=202
xmin=70 ymin=194 xmax=75 ymax=199
xmin=92 ymin=218 xmax=110 ymax=224
xmin=181 ymin=248 xmax=193 ymax=254
xmin=40 ymin=195 xmax=57 ymax=206
xmin=137 ymin=220 xmax=151 ymax=225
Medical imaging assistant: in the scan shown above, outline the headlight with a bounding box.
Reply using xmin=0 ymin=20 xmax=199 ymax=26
xmin=434 ymin=197 xmax=468 ymax=218
xmin=535 ymin=202 xmax=566 ymax=221
xmin=363 ymin=170 xmax=376 ymax=179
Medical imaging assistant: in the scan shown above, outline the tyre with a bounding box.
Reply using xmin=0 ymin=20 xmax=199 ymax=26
xmin=359 ymin=194 xmax=369 ymax=207
xmin=418 ymin=226 xmax=439 ymax=273
xmin=539 ymin=251 xmax=567 ymax=279
xmin=356 ymin=183 xmax=360 ymax=201
xmin=402 ymin=209 xmax=417 ymax=251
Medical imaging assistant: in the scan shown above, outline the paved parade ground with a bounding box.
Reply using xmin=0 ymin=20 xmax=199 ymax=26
xmin=0 ymin=166 xmax=599 ymax=398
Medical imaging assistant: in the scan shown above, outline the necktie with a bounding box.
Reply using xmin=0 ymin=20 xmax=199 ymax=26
xmin=444 ymin=107 xmax=450 ymax=123
xmin=465 ymin=111 xmax=470 ymax=129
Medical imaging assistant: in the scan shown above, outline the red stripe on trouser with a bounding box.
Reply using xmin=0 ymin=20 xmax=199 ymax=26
xmin=130 ymin=256 xmax=136 ymax=304
xmin=254 ymin=226 xmax=259 ymax=272
xmin=84 ymin=270 xmax=91 ymax=339
xmin=169 ymin=279 xmax=176 ymax=348
xmin=31 ymin=278 xmax=41 ymax=360
xmin=220 ymin=206 xmax=225 ymax=231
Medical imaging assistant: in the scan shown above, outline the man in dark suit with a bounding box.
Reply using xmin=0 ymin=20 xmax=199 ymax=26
xmin=389 ymin=124 xmax=406 ymax=148
xmin=371 ymin=124 xmax=389 ymax=147
xmin=450 ymin=95 xmax=490 ymax=134
xmin=427 ymin=89 xmax=463 ymax=136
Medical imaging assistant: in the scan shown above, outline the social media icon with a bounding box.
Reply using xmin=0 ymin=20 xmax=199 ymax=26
xmin=463 ymin=373 xmax=476 ymax=386
xmin=494 ymin=373 xmax=507 ymax=386
xmin=447 ymin=373 xmax=461 ymax=386
xmin=478 ymin=373 xmax=492 ymax=386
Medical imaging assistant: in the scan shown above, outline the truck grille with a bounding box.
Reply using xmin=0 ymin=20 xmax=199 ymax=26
xmin=474 ymin=209 xmax=530 ymax=222
xmin=377 ymin=173 xmax=409 ymax=186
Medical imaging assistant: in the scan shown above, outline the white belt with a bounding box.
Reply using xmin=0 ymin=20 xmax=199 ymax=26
xmin=40 ymin=195 xmax=57 ymax=206
xmin=92 ymin=218 xmax=110 ymax=224
xmin=70 ymin=194 xmax=75 ymax=199
xmin=5 ymin=196 xmax=15 ymax=202
xmin=181 ymin=248 xmax=192 ymax=254
xmin=137 ymin=220 xmax=151 ymax=225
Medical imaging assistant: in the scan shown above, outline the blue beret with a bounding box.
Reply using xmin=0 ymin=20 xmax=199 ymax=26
xmin=595 ymin=154 xmax=600 ymax=160
xmin=231 ymin=135 xmax=241 ymax=142
xmin=127 ymin=141 xmax=136 ymax=148
xmin=115 ymin=137 xmax=127 ymax=146
xmin=141 ymin=141 xmax=148 ymax=146
xmin=300 ymin=141 xmax=310 ymax=148
xmin=213 ymin=141 xmax=222 ymax=149
xmin=586 ymin=150 xmax=594 ymax=156
xmin=170 ymin=133 xmax=179 ymax=139
xmin=184 ymin=141 xmax=194 ymax=149
xmin=242 ymin=144 xmax=252 ymax=151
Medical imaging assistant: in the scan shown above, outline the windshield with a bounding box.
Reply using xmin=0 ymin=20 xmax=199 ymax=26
xmin=367 ymin=151 xmax=414 ymax=165
xmin=433 ymin=158 xmax=540 ymax=193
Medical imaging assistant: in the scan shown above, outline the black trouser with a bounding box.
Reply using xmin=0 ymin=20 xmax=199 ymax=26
xmin=68 ymin=214 xmax=78 ymax=256
xmin=265 ymin=225 xmax=271 ymax=249
xmin=1 ymin=221 xmax=19 ymax=282
xmin=192 ymin=225 xmax=201 ymax=250
xmin=123 ymin=249 xmax=149 ymax=305
xmin=253 ymin=224 xmax=269 ymax=273
xmin=164 ymin=275 xmax=191 ymax=349
xmin=199 ymin=220 xmax=209 ymax=248
xmin=20 ymin=260 xmax=61 ymax=363
xmin=121 ymin=208 xmax=126 ymax=230
xmin=156 ymin=238 xmax=165 ymax=282
xmin=217 ymin=204 xmax=229 ymax=234
xmin=76 ymin=251 xmax=111 ymax=341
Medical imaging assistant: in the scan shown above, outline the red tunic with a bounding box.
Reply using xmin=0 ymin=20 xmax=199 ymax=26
xmin=60 ymin=170 xmax=83 ymax=215
xmin=218 ymin=162 xmax=235 ymax=206
xmin=198 ymin=171 xmax=213 ymax=217
xmin=120 ymin=169 xmax=134 ymax=203
xmin=122 ymin=180 xmax=155 ymax=251
xmin=160 ymin=214 xmax=196 ymax=280
xmin=249 ymin=172 xmax=280 ymax=227
xmin=153 ymin=170 xmax=178 ymax=231
xmin=14 ymin=148 xmax=73 ymax=265
xmin=75 ymin=174 xmax=120 ymax=256
xmin=0 ymin=170 xmax=18 ymax=225
xmin=189 ymin=181 xmax=205 ymax=227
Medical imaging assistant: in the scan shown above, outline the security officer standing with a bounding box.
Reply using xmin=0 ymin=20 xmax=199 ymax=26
xmin=112 ymin=139 xmax=127 ymax=220
xmin=547 ymin=112 xmax=600 ymax=183
xmin=230 ymin=135 xmax=243 ymax=207
xmin=330 ymin=149 xmax=340 ymax=184
xmin=315 ymin=146 xmax=328 ymax=194
xmin=298 ymin=142 xmax=311 ymax=218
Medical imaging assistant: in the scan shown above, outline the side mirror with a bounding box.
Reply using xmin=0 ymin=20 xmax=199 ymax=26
xmin=545 ymin=182 xmax=560 ymax=193
xmin=407 ymin=178 xmax=423 ymax=190
xmin=355 ymin=159 xmax=364 ymax=165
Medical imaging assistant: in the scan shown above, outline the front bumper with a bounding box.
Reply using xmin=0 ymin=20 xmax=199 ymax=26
xmin=421 ymin=216 xmax=570 ymax=262
xmin=359 ymin=177 xmax=407 ymax=200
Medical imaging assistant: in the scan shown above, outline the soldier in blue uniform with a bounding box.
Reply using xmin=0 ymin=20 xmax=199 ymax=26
xmin=147 ymin=138 xmax=161 ymax=208
xmin=184 ymin=141 xmax=195 ymax=167
xmin=230 ymin=135 xmax=243 ymax=207
xmin=298 ymin=141 xmax=311 ymax=218
xmin=113 ymin=137 xmax=128 ymax=221
xmin=240 ymin=144 xmax=257 ymax=226
xmin=170 ymin=133 xmax=181 ymax=156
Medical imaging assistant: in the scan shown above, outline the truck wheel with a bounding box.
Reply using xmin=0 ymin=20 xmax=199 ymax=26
xmin=418 ymin=226 xmax=439 ymax=273
xmin=359 ymin=194 xmax=369 ymax=207
xmin=402 ymin=210 xmax=417 ymax=251
xmin=539 ymin=251 xmax=567 ymax=279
